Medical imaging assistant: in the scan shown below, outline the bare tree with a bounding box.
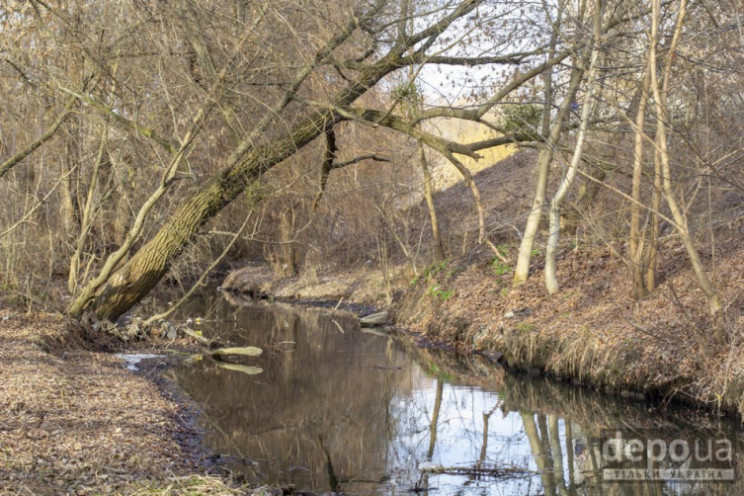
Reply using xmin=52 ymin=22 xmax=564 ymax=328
xmin=648 ymin=0 xmax=720 ymax=314
xmin=544 ymin=0 xmax=602 ymax=294
xmin=513 ymin=0 xmax=585 ymax=285
xmin=1 ymin=0 xmax=737 ymax=324
xmin=66 ymin=0 xmax=511 ymax=320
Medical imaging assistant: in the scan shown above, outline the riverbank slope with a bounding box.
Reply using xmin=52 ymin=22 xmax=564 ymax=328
xmin=395 ymin=241 xmax=744 ymax=414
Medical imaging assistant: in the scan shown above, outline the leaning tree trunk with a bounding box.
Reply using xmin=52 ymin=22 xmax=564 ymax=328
xmin=68 ymin=113 xmax=334 ymax=321
xmin=648 ymin=0 xmax=720 ymax=315
xmin=65 ymin=39 xmax=415 ymax=320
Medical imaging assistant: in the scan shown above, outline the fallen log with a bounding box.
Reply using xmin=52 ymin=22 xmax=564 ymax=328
xmin=419 ymin=463 xmax=534 ymax=479
xmin=208 ymin=346 xmax=263 ymax=357
xmin=360 ymin=311 xmax=389 ymax=327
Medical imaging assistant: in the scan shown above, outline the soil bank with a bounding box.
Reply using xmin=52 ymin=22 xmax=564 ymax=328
xmin=0 ymin=310 xmax=248 ymax=495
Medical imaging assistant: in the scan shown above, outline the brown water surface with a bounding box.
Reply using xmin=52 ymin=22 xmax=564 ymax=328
xmin=173 ymin=296 xmax=742 ymax=495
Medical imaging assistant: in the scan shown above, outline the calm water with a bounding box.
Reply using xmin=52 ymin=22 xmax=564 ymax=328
xmin=172 ymin=294 xmax=743 ymax=495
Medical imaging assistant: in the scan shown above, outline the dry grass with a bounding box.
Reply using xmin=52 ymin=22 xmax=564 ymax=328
xmin=128 ymin=475 xmax=259 ymax=495
xmin=396 ymin=238 xmax=744 ymax=415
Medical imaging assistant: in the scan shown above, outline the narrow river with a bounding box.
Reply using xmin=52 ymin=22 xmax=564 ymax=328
xmin=172 ymin=294 xmax=741 ymax=495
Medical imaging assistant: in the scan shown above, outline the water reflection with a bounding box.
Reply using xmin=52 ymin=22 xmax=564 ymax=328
xmin=173 ymin=298 xmax=743 ymax=495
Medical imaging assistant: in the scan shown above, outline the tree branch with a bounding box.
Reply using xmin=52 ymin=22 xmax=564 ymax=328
xmin=57 ymin=86 xmax=177 ymax=154
xmin=0 ymin=95 xmax=76 ymax=179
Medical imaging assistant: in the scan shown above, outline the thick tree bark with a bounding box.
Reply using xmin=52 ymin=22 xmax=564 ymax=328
xmin=646 ymin=150 xmax=661 ymax=293
xmin=66 ymin=0 xmax=483 ymax=320
xmin=69 ymin=111 xmax=337 ymax=320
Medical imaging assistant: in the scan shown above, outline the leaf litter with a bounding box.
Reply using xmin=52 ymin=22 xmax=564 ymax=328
xmin=0 ymin=311 xmax=255 ymax=495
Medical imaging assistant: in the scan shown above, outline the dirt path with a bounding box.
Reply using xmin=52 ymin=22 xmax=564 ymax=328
xmin=0 ymin=311 xmax=244 ymax=495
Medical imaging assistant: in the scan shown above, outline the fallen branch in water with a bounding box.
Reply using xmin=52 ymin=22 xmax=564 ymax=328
xmin=360 ymin=311 xmax=389 ymax=327
xmin=419 ymin=463 xmax=534 ymax=479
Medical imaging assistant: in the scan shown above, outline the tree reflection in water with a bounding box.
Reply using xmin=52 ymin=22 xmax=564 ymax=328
xmin=173 ymin=298 xmax=744 ymax=495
